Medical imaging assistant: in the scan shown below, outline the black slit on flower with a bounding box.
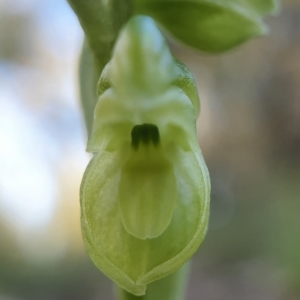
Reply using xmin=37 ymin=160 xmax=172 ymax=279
xmin=131 ymin=123 xmax=160 ymax=150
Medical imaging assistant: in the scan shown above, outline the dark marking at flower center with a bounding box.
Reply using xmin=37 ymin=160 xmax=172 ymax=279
xmin=131 ymin=123 xmax=160 ymax=149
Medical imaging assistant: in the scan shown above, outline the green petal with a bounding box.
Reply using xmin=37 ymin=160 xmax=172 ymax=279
xmin=134 ymin=0 xmax=277 ymax=52
xmin=109 ymin=15 xmax=178 ymax=95
xmin=119 ymin=144 xmax=177 ymax=239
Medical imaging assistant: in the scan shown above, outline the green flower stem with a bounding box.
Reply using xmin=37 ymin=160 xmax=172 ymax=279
xmin=68 ymin=0 xmax=132 ymax=134
xmin=118 ymin=262 xmax=191 ymax=300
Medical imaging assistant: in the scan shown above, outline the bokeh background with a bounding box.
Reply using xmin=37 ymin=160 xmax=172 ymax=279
xmin=0 ymin=0 xmax=299 ymax=299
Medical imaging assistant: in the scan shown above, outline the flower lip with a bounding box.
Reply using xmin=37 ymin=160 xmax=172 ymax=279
xmin=131 ymin=123 xmax=160 ymax=150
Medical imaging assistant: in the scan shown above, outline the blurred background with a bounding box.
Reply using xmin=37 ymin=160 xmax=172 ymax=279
xmin=0 ymin=0 xmax=299 ymax=299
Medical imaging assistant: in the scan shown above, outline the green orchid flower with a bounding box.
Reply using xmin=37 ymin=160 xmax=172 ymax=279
xmin=80 ymin=15 xmax=210 ymax=296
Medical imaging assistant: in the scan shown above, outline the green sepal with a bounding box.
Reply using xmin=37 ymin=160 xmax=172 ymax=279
xmin=79 ymin=40 xmax=98 ymax=135
xmin=80 ymin=16 xmax=210 ymax=295
xmin=134 ymin=0 xmax=279 ymax=53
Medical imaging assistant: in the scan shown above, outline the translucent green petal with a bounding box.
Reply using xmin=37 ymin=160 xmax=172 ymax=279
xmin=119 ymin=145 xmax=177 ymax=239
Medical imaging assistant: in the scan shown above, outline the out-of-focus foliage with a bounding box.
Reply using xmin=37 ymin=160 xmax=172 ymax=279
xmin=1 ymin=0 xmax=300 ymax=300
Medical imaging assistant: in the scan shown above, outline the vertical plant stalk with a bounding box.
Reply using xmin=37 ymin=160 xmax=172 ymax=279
xmin=68 ymin=0 xmax=132 ymax=134
xmin=118 ymin=262 xmax=191 ymax=300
